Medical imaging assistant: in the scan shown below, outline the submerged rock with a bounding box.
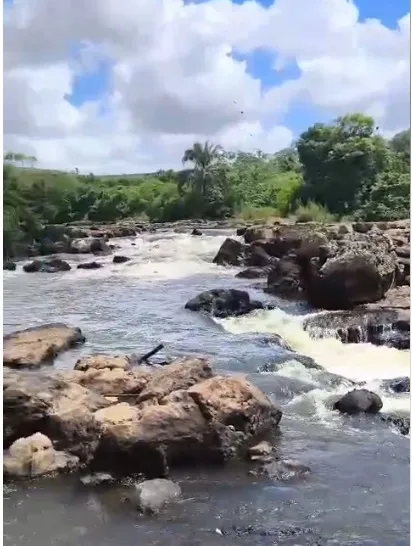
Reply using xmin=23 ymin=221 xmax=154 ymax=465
xmin=3 ymin=261 xmax=17 ymax=271
xmin=77 ymin=261 xmax=103 ymax=270
xmin=185 ymin=288 xmax=264 ymax=318
xmin=3 ymin=323 xmax=85 ymax=369
xmin=80 ymin=472 xmax=115 ymax=486
xmin=23 ymin=258 xmax=71 ymax=273
xmin=130 ymin=479 xmax=182 ymax=514
xmin=251 ymin=458 xmax=311 ymax=481
xmin=333 ymin=389 xmax=383 ymax=414
xmin=381 ymin=414 xmax=410 ymax=436
xmin=113 ymin=255 xmax=131 ymax=264
xmin=383 ymin=377 xmax=410 ymax=394
xmin=4 ymin=432 xmax=79 ymax=478
xmin=191 ymin=228 xmax=202 ymax=236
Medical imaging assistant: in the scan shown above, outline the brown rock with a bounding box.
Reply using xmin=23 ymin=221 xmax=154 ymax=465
xmin=74 ymin=354 xmax=131 ymax=372
xmin=188 ymin=376 xmax=282 ymax=435
xmin=4 ymin=432 xmax=79 ymax=477
xmin=137 ymin=357 xmax=214 ymax=403
xmin=3 ymin=323 xmax=86 ymax=369
xmin=3 ymin=370 xmax=110 ymax=461
xmin=69 ymin=367 xmax=150 ymax=396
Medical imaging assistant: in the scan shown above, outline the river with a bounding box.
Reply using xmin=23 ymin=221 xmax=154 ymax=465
xmin=3 ymin=229 xmax=410 ymax=546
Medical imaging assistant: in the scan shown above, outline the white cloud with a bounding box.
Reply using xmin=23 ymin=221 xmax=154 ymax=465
xmin=3 ymin=0 xmax=410 ymax=174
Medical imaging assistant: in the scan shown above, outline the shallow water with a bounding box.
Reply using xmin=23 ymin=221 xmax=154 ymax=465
xmin=3 ymin=229 xmax=410 ymax=545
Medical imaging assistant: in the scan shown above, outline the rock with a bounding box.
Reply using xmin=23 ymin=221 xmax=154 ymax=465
xmin=191 ymin=228 xmax=202 ymax=236
xmin=213 ymin=238 xmax=246 ymax=266
xmin=113 ymin=255 xmax=131 ymax=264
xmin=77 ymin=262 xmax=103 ymax=270
xmin=80 ymin=472 xmax=115 ymax=486
xmin=245 ymin=245 xmax=275 ymax=267
xmin=3 ymin=369 xmax=110 ymax=460
xmin=69 ymin=367 xmax=150 ymax=397
xmin=303 ymin=308 xmax=410 ymax=350
xmin=243 ymin=226 xmax=275 ymax=244
xmin=3 ymin=261 xmax=16 ymax=271
xmin=381 ymin=414 xmax=410 ymax=436
xmin=236 ymin=266 xmax=274 ymax=279
xmin=130 ymin=479 xmax=182 ymax=514
xmin=248 ymin=441 xmax=274 ymax=461
xmin=92 ymin=371 xmax=281 ymax=477
xmin=3 ymin=323 xmax=86 ymax=369
xmin=74 ymin=354 xmax=131 ymax=372
xmin=383 ymin=377 xmax=410 ymax=394
xmin=333 ymin=389 xmax=383 ymax=414
xmin=136 ymin=357 xmax=213 ymax=403
xmin=265 ymin=256 xmax=303 ymax=299
xmin=188 ymin=376 xmax=282 ymax=435
xmin=251 ymin=458 xmax=311 ymax=481
xmin=185 ymin=289 xmax=264 ymax=318
xmin=23 ymin=258 xmax=71 ymax=273
xmin=308 ymin=251 xmax=397 ymax=309
xmin=4 ymin=432 xmax=79 ymax=478
xmin=236 ymin=226 xmax=247 ymax=237
xmin=70 ymin=238 xmax=111 ymax=255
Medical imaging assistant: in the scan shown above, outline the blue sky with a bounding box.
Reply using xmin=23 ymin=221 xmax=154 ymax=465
xmin=65 ymin=0 xmax=409 ymax=140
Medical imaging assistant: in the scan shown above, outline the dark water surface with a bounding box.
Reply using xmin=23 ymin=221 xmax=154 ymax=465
xmin=3 ymin=230 xmax=410 ymax=545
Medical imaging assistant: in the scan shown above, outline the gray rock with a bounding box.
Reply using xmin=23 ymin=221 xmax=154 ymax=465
xmin=333 ymin=389 xmax=383 ymax=414
xmin=131 ymin=479 xmax=182 ymax=513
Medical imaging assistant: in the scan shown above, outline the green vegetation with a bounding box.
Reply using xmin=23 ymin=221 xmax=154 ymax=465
xmin=3 ymin=114 xmax=410 ymax=258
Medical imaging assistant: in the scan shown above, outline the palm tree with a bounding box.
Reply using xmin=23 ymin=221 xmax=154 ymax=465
xmin=182 ymin=141 xmax=222 ymax=196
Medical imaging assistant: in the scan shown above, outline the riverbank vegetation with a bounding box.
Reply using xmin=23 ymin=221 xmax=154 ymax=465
xmin=3 ymin=114 xmax=410 ymax=257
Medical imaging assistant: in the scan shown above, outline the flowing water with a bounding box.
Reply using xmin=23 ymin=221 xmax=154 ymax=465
xmin=3 ymin=229 xmax=410 ymax=546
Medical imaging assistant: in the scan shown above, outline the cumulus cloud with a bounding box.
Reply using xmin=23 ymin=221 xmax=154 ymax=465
xmin=3 ymin=0 xmax=410 ymax=173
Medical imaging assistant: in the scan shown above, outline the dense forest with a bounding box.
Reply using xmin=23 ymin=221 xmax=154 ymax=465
xmin=3 ymin=114 xmax=410 ymax=257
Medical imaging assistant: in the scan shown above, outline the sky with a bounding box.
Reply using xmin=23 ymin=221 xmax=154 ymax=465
xmin=3 ymin=0 xmax=411 ymax=174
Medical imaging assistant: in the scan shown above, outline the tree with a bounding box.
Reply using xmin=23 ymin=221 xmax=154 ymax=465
xmin=182 ymin=141 xmax=223 ymax=197
xmin=297 ymin=114 xmax=391 ymax=215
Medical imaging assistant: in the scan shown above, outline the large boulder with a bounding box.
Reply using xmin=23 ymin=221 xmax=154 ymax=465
xmin=23 ymin=258 xmax=71 ymax=273
xmin=92 ymin=373 xmax=282 ymax=477
xmin=4 ymin=432 xmax=79 ymax=478
xmin=185 ymin=289 xmax=264 ymax=318
xmin=188 ymin=376 xmax=282 ymax=435
xmin=3 ymin=369 xmax=110 ymax=460
xmin=333 ymin=389 xmax=383 ymax=414
xmin=307 ymin=251 xmax=398 ymax=309
xmin=213 ymin=238 xmax=246 ymax=266
xmin=3 ymin=323 xmax=86 ymax=369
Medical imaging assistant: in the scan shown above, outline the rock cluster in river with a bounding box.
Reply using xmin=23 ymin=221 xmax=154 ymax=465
xmin=3 ymin=325 xmax=282 ymax=479
xmin=213 ymin=220 xmax=410 ymax=349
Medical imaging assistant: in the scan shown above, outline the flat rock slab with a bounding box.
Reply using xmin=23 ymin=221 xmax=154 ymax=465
xmin=3 ymin=323 xmax=86 ymax=369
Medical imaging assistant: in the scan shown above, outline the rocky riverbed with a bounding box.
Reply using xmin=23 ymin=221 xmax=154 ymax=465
xmin=3 ymin=223 xmax=410 ymax=546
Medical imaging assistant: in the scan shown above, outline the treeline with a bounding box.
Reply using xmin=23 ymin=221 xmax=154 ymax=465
xmin=3 ymin=113 xmax=410 ymax=257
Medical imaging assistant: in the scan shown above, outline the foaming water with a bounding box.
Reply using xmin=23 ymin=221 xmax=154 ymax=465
xmin=219 ymin=308 xmax=410 ymax=383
